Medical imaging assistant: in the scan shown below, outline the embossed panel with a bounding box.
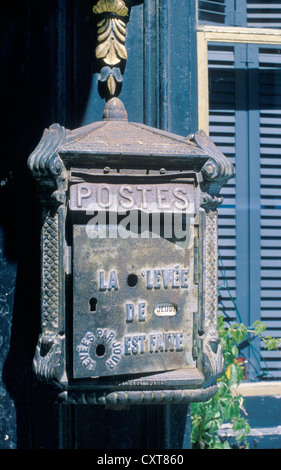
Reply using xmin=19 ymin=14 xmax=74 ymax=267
xmin=72 ymin=220 xmax=197 ymax=378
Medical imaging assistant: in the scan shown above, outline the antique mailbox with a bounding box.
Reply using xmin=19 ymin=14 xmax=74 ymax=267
xmin=28 ymin=97 xmax=234 ymax=408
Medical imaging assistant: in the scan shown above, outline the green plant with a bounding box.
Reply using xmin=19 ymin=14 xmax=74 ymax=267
xmin=191 ymin=316 xmax=281 ymax=449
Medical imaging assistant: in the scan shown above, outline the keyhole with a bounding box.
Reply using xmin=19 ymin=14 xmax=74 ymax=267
xmin=95 ymin=344 xmax=105 ymax=357
xmin=127 ymin=273 xmax=138 ymax=287
xmin=89 ymin=297 xmax=97 ymax=312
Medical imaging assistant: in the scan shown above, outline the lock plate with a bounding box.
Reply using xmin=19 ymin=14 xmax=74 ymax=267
xmin=72 ymin=219 xmax=197 ymax=378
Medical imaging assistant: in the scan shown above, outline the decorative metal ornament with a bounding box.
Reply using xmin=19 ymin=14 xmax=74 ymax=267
xmin=28 ymin=96 xmax=234 ymax=409
xmin=93 ymin=0 xmax=129 ymax=98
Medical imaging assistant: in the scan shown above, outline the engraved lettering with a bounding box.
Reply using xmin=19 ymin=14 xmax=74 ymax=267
xmin=154 ymin=303 xmax=177 ymax=316
xmin=162 ymin=269 xmax=172 ymax=288
xmin=99 ymin=271 xmax=107 ymax=291
xmin=97 ymin=328 xmax=103 ymax=338
xmin=107 ymin=331 xmax=115 ymax=342
xmin=156 ymin=187 xmax=170 ymax=209
xmin=76 ymin=331 xmax=96 ymax=371
xmin=126 ymin=303 xmax=134 ymax=322
xmin=156 ymin=333 xmax=164 ymax=352
xmin=112 ymin=342 xmax=121 ymax=355
xmin=181 ymin=269 xmax=188 ymax=288
xmin=131 ymin=336 xmax=139 ymax=354
xmin=173 ymin=187 xmax=189 ymax=210
xmin=123 ymin=332 xmax=183 ymax=355
xmin=164 ymin=333 xmax=169 ymax=351
xmin=172 ymin=266 xmax=180 ymax=287
xmin=119 ymin=185 xmax=135 ymax=209
xmin=138 ymin=302 xmax=146 ymax=322
xmin=126 ymin=302 xmax=146 ymax=322
xmin=176 ymin=332 xmax=184 ymax=351
xmin=124 ymin=336 xmax=131 ymax=355
xmin=124 ymin=334 xmax=146 ymax=355
xmin=138 ymin=334 xmax=146 ymax=353
xmin=71 ymin=182 xmax=195 ymax=214
xmin=153 ymin=269 xmax=161 ymax=288
xmin=97 ymin=184 xmax=112 ymax=208
xmin=168 ymin=333 xmax=175 ymax=351
xmin=146 ymin=270 xmax=153 ymax=289
xmin=149 ymin=334 xmax=156 ymax=353
xmin=144 ymin=267 xmax=189 ymax=289
xmin=136 ymin=186 xmax=152 ymax=209
xmin=106 ymin=360 xmax=115 ymax=370
xmin=77 ymin=184 xmax=92 ymax=207
xmin=105 ymin=337 xmax=122 ymax=369
xmin=99 ymin=270 xmax=119 ymax=291
xmin=108 ymin=270 xmax=118 ymax=290
xmin=110 ymin=355 xmax=120 ymax=364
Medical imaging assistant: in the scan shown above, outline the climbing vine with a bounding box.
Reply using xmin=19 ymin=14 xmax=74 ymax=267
xmin=191 ymin=317 xmax=281 ymax=449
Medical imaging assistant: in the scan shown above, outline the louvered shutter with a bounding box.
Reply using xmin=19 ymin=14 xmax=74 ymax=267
xmin=208 ymin=45 xmax=237 ymax=323
xmin=247 ymin=1 xmax=281 ymax=28
xmin=198 ymin=0 xmax=228 ymax=24
xmin=198 ymin=0 xmax=281 ymax=27
xmin=259 ymin=47 xmax=281 ymax=378
xmin=208 ymin=43 xmax=281 ymax=380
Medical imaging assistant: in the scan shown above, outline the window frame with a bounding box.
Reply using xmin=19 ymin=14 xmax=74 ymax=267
xmin=197 ymin=25 xmax=281 ymax=133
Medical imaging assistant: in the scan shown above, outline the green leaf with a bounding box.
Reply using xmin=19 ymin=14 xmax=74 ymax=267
xmin=264 ymin=337 xmax=278 ymax=350
xmin=213 ymin=440 xmax=229 ymax=449
xmin=231 ymin=324 xmax=247 ymax=344
xmin=224 ymin=399 xmax=240 ymax=421
xmin=253 ymin=321 xmax=267 ymax=336
xmin=228 ymin=363 xmax=240 ymax=386
xmin=205 ymin=419 xmax=219 ymax=434
xmin=232 ymin=417 xmax=247 ymax=432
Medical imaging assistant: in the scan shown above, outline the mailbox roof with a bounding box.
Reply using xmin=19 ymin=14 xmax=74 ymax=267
xmin=58 ymin=98 xmax=209 ymax=163
xmin=28 ymin=98 xmax=234 ymax=198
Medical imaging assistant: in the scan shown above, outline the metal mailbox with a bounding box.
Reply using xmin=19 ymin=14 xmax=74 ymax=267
xmin=28 ymin=97 xmax=233 ymax=409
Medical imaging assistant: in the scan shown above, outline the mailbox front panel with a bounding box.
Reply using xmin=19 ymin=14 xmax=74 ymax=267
xmin=72 ymin=198 xmax=197 ymax=378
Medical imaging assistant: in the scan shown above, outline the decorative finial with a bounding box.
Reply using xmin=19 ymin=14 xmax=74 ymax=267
xmin=93 ymin=0 xmax=130 ymax=100
xmin=102 ymin=97 xmax=128 ymax=120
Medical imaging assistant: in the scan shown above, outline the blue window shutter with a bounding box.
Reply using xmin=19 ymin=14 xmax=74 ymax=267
xmin=198 ymin=0 xmax=281 ymax=27
xmin=198 ymin=0 xmax=228 ymax=25
xmin=247 ymin=1 xmax=281 ymax=28
xmin=208 ymin=45 xmax=237 ymax=324
xmin=208 ymin=43 xmax=281 ymax=380
xmin=198 ymin=0 xmax=247 ymax=26
xmin=259 ymin=47 xmax=281 ymax=378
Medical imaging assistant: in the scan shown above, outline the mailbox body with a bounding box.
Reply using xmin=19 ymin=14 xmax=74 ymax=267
xmin=28 ymin=99 xmax=233 ymax=408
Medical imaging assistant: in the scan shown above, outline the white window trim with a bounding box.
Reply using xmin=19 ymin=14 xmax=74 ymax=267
xmin=197 ymin=25 xmax=281 ymax=134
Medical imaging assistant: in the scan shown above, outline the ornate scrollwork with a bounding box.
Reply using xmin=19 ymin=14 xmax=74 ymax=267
xmin=93 ymin=0 xmax=129 ymax=99
xmin=33 ymin=331 xmax=65 ymax=386
xmin=191 ymin=129 xmax=234 ymax=210
xmin=27 ymin=123 xmax=68 ymax=204
xmin=202 ymin=329 xmax=224 ymax=384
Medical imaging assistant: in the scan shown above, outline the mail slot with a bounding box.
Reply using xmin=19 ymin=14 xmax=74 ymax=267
xmin=28 ymin=97 xmax=233 ymax=408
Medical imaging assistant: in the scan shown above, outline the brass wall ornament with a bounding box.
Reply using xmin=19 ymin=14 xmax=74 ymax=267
xmin=93 ymin=0 xmax=130 ymax=98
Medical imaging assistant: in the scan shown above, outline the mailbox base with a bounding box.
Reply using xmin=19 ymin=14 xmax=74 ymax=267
xmin=58 ymin=368 xmax=218 ymax=410
xmin=59 ymin=385 xmax=218 ymax=410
